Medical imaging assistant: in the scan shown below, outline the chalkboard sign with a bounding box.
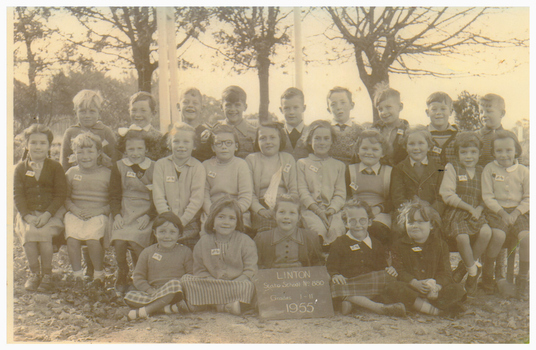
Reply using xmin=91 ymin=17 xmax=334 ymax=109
xmin=253 ymin=266 xmax=334 ymax=320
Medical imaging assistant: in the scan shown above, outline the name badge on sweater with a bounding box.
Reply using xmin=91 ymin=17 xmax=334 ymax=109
xmin=412 ymin=247 xmax=422 ymax=252
xmin=495 ymin=175 xmax=505 ymax=182
xmin=146 ymin=184 xmax=153 ymax=191
xmin=397 ymin=129 xmax=404 ymax=135
xmin=309 ymin=165 xmax=319 ymax=173
xmin=432 ymin=146 xmax=442 ymax=154
xmin=458 ymin=175 xmax=468 ymax=182
xmin=25 ymin=170 xmax=35 ymax=177
xmin=211 ymin=248 xmax=221 ymax=256
xmin=208 ymin=171 xmax=216 ymax=178
xmin=349 ymin=182 xmax=358 ymax=191
xmin=283 ymin=163 xmax=291 ymax=173
xmin=166 ymin=176 xmax=176 ymax=183
xmin=152 ymin=253 xmax=162 ymax=261
xmin=126 ymin=171 xmax=137 ymax=178
xmin=350 ymin=244 xmax=361 ymax=251
xmin=73 ymin=174 xmax=83 ymax=181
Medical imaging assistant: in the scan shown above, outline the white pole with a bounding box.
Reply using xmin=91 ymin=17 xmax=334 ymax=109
xmin=293 ymin=7 xmax=303 ymax=90
xmin=156 ymin=7 xmax=171 ymax=132
xmin=166 ymin=7 xmax=180 ymax=125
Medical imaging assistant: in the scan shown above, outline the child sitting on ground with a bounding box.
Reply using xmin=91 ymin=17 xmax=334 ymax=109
xmin=110 ymin=130 xmax=157 ymax=295
xmin=246 ymin=122 xmax=298 ymax=234
xmin=255 ymin=194 xmax=322 ymax=269
xmin=327 ymin=200 xmax=405 ymax=317
xmin=124 ymin=212 xmax=193 ymax=320
xmin=14 ymin=124 xmax=67 ymax=292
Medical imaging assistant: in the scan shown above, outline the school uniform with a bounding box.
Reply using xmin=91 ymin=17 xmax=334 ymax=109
xmin=181 ymin=231 xmax=258 ymax=306
xmin=390 ymin=156 xmax=444 ymax=214
xmin=109 ymin=157 xmax=156 ymax=249
xmin=329 ymin=120 xmax=363 ymax=165
xmin=223 ymin=119 xmax=257 ymax=159
xmin=382 ymin=233 xmax=466 ymax=310
xmin=427 ymin=124 xmax=458 ymax=170
xmin=14 ymin=158 xmax=67 ymax=244
xmin=476 ymin=125 xmax=504 ymax=168
xmin=124 ymin=243 xmax=193 ymax=308
xmin=439 ymin=162 xmax=487 ymax=239
xmin=372 ymin=118 xmax=409 ymax=166
xmin=281 ymin=122 xmax=310 ymax=160
xmin=246 ymin=152 xmax=298 ymax=232
xmin=327 ymin=233 xmax=394 ymax=299
xmin=254 ymin=228 xmax=323 ymax=269
xmin=297 ymin=154 xmax=346 ymax=245
xmin=60 ymin=121 xmax=117 ymax=171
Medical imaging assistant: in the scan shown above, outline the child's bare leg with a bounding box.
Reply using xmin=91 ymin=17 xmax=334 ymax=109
xmin=23 ymin=242 xmax=41 ymax=273
xmin=487 ymin=229 xmax=506 ymax=258
xmin=518 ymin=230 xmax=529 ymax=265
xmin=129 ymin=242 xmax=145 ymax=267
xmin=346 ymin=296 xmax=383 ymax=314
xmin=472 ymin=224 xmax=492 ymax=261
xmin=456 ymin=234 xmax=475 ymax=268
xmin=128 ymin=294 xmax=176 ymax=320
xmin=517 ymin=231 xmax=529 ymax=292
xmin=38 ymin=241 xmax=53 ymax=275
xmin=66 ymin=238 xmax=83 ymax=273
xmin=86 ymin=239 xmax=104 ymax=279
xmin=114 ymin=240 xmax=129 ymax=276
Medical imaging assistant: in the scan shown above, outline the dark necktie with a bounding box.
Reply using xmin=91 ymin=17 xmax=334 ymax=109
xmin=414 ymin=162 xmax=424 ymax=180
xmin=131 ymin=164 xmax=145 ymax=179
xmin=362 ymin=168 xmax=374 ymax=175
xmin=338 ymin=124 xmax=347 ymax=132
xmin=289 ymin=128 xmax=300 ymax=148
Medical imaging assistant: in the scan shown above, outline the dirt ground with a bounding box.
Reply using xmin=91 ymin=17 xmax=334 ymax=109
xmin=9 ymin=242 xmax=529 ymax=344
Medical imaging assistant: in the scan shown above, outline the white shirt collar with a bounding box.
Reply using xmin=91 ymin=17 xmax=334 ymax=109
xmin=346 ymin=231 xmax=372 ymax=249
xmin=494 ymin=159 xmax=519 ymax=173
xmin=358 ymin=162 xmax=381 ymax=175
xmin=427 ymin=124 xmax=457 ymax=132
xmin=332 ymin=119 xmax=354 ymax=127
xmin=410 ymin=157 xmax=429 ymax=166
xmin=285 ymin=121 xmax=304 ymax=134
xmin=122 ymin=157 xmax=152 ymax=169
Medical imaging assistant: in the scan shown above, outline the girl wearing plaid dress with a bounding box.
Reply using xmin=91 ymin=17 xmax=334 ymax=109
xmin=124 ymin=212 xmax=193 ymax=320
xmin=246 ymin=122 xmax=298 ymax=234
xmin=181 ymin=197 xmax=258 ymax=315
xmin=439 ymin=132 xmax=492 ymax=296
xmin=14 ymin=124 xmax=67 ymax=292
xmin=327 ymin=200 xmax=405 ymax=317
xmin=297 ymin=120 xmax=346 ymax=248
xmin=481 ymin=130 xmax=529 ymax=299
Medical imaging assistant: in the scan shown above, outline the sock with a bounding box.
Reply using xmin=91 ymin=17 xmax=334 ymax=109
xmin=518 ymin=261 xmax=529 ymax=279
xmin=413 ymin=298 xmax=440 ymax=316
xmin=93 ymin=270 xmax=105 ymax=281
xmin=73 ymin=269 xmax=84 ymax=279
xmin=467 ymin=263 xmax=478 ymax=277
xmin=128 ymin=307 xmax=148 ymax=320
xmin=164 ymin=304 xmax=180 ymax=314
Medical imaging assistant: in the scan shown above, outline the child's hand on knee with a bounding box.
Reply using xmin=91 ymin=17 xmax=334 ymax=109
xmin=137 ymin=214 xmax=150 ymax=230
xmin=410 ymin=279 xmax=431 ymax=294
xmin=23 ymin=214 xmax=38 ymax=226
xmin=113 ymin=214 xmax=124 ymax=230
xmin=508 ymin=209 xmax=521 ymax=226
xmin=35 ymin=212 xmax=52 ymax=228
xmin=385 ymin=266 xmax=398 ymax=278
xmin=332 ymin=274 xmax=347 ymax=285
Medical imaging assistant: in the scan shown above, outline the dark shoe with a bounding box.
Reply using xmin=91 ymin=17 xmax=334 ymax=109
xmin=114 ymin=272 xmax=128 ymax=295
xmin=89 ymin=278 xmax=105 ymax=291
xmin=37 ymin=274 xmax=54 ymax=292
xmin=496 ymin=278 xmax=516 ymax=298
xmin=24 ymin=273 xmax=41 ymax=291
xmin=515 ymin=277 xmax=529 ymax=301
xmin=465 ymin=266 xmax=482 ymax=296
xmin=382 ymin=303 xmax=406 ymax=317
xmin=442 ymin=302 xmax=466 ymax=318
xmin=452 ymin=263 xmax=467 ymax=283
xmin=480 ymin=275 xmax=496 ymax=295
xmin=341 ymin=300 xmax=353 ymax=315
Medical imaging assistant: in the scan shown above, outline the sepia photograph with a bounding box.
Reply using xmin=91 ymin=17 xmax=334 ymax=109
xmin=6 ymin=2 xmax=531 ymax=344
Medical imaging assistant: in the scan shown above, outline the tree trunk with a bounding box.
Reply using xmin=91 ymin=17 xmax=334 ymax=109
xmin=136 ymin=61 xmax=155 ymax=93
xmin=25 ymin=35 xmax=38 ymax=123
xmin=356 ymin=53 xmax=390 ymax=123
xmin=257 ymin=53 xmax=271 ymax=124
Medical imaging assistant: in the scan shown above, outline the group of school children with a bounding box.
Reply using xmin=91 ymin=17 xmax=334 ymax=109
xmin=13 ymin=83 xmax=529 ymax=321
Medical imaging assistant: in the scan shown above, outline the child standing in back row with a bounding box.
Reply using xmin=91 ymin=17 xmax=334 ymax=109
xmin=477 ymin=93 xmax=506 ymax=168
xmin=14 ymin=124 xmax=67 ymax=292
xmin=221 ymin=86 xmax=257 ymax=159
xmin=279 ymin=87 xmax=310 ymax=160
xmin=326 ymin=87 xmax=363 ymax=165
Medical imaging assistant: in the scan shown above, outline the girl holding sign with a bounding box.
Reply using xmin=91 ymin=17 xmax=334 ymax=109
xmin=246 ymin=122 xmax=298 ymax=234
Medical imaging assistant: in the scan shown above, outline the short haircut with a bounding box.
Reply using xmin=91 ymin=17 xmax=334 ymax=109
xmin=343 ymin=198 xmax=375 ymax=221
xmin=373 ymin=85 xmax=401 ymax=108
xmin=356 ymin=129 xmax=388 ymax=154
xmin=181 ymin=87 xmax=203 ymax=103
xmin=23 ymin=124 xmax=54 ymax=145
xmin=117 ymin=130 xmax=150 ymax=154
xmin=273 ymin=193 xmax=301 ymax=214
xmin=71 ymin=132 xmax=103 ymax=153
xmin=326 ymin=86 xmax=353 ymax=107
xmin=453 ymin=131 xmax=483 ymax=154
xmin=211 ymin=124 xmax=239 ymax=145
xmin=129 ymin=91 xmax=157 ymax=114
xmin=281 ymin=87 xmax=304 ymax=103
xmin=222 ymin=85 xmax=247 ymax=104
xmin=403 ymin=125 xmax=433 ymax=149
xmin=204 ymin=196 xmax=245 ymax=235
xmin=254 ymin=122 xmax=287 ymax=152
xmin=166 ymin=122 xmax=196 ymax=148
xmin=397 ymin=196 xmax=442 ymax=230
xmin=305 ymin=120 xmax=336 ymax=153
xmin=479 ymin=93 xmax=505 ymax=112
xmin=492 ymin=129 xmax=522 ymax=158
xmin=73 ymin=89 xmax=103 ymax=110
xmin=152 ymin=212 xmax=184 ymax=235
xmin=426 ymin=91 xmax=453 ymax=108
